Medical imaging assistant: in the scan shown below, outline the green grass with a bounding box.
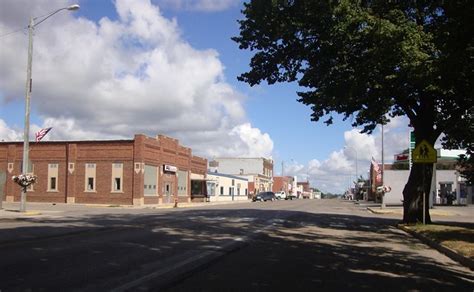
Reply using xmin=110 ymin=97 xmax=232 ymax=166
xmin=406 ymin=224 xmax=474 ymax=259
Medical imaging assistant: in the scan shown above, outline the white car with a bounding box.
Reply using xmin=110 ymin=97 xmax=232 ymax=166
xmin=274 ymin=191 xmax=287 ymax=200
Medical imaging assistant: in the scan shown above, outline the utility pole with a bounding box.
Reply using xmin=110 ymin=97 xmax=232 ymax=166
xmin=381 ymin=123 xmax=385 ymax=208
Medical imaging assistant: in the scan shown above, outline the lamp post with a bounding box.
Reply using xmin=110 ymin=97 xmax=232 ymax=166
xmin=20 ymin=4 xmax=80 ymax=212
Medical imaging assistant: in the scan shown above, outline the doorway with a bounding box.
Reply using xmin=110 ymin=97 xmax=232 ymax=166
xmin=164 ymin=182 xmax=174 ymax=204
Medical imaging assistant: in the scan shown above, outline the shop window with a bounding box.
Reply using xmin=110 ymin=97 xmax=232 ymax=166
xmin=177 ymin=170 xmax=188 ymax=196
xmin=144 ymin=165 xmax=158 ymax=196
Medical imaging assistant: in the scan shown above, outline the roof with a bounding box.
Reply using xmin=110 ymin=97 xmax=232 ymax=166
xmin=207 ymin=171 xmax=248 ymax=181
xmin=0 ymin=139 xmax=134 ymax=145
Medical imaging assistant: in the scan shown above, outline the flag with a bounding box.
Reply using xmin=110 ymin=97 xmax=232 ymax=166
xmin=371 ymin=157 xmax=382 ymax=183
xmin=35 ymin=127 xmax=52 ymax=142
xmin=371 ymin=157 xmax=380 ymax=172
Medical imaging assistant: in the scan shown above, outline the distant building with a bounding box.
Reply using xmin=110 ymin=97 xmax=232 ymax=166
xmin=272 ymin=176 xmax=292 ymax=194
xmin=369 ymin=149 xmax=472 ymax=205
xmin=208 ymin=157 xmax=273 ymax=196
xmin=0 ymin=134 xmax=208 ymax=206
xmin=206 ymin=172 xmax=248 ymax=202
xmin=297 ymin=181 xmax=312 ymax=199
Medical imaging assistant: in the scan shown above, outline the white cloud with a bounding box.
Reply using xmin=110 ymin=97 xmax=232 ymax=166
xmin=283 ymin=118 xmax=411 ymax=194
xmin=0 ymin=119 xmax=22 ymax=141
xmin=0 ymin=0 xmax=273 ymax=158
xmin=156 ymin=0 xmax=239 ymax=12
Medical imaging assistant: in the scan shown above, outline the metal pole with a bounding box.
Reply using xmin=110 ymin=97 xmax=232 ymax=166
xmin=381 ymin=123 xmax=385 ymax=208
xmin=423 ymin=166 xmax=426 ymax=224
xmin=20 ymin=17 xmax=34 ymax=213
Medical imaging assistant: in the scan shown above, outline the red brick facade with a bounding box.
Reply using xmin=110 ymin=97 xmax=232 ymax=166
xmin=0 ymin=134 xmax=207 ymax=206
xmin=272 ymin=176 xmax=291 ymax=193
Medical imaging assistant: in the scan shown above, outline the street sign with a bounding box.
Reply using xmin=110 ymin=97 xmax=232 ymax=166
xmin=412 ymin=140 xmax=437 ymax=163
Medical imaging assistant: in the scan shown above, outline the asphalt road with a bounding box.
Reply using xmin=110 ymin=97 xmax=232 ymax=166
xmin=0 ymin=200 xmax=472 ymax=291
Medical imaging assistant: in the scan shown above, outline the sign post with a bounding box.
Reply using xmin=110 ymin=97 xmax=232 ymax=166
xmin=412 ymin=140 xmax=437 ymax=224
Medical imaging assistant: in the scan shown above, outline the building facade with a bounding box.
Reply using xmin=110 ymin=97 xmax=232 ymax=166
xmin=371 ymin=168 xmax=472 ymax=206
xmin=0 ymin=134 xmax=207 ymax=206
xmin=272 ymin=176 xmax=292 ymax=194
xmin=206 ymin=172 xmax=248 ymax=202
xmin=208 ymin=157 xmax=274 ymax=196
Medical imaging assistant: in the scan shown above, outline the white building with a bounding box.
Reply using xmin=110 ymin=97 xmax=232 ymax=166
xmin=383 ymin=169 xmax=472 ymax=206
xmin=208 ymin=158 xmax=273 ymax=196
xmin=206 ymin=172 xmax=249 ymax=202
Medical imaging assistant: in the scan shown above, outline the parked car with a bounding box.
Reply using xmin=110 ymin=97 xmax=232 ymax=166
xmin=252 ymin=191 xmax=276 ymax=202
xmin=286 ymin=193 xmax=297 ymax=200
xmin=274 ymin=191 xmax=287 ymax=200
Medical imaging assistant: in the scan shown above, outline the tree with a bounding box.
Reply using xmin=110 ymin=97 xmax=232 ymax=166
xmin=233 ymin=0 xmax=473 ymax=223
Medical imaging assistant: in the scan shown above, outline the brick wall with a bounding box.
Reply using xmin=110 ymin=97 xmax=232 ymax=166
xmin=0 ymin=134 xmax=207 ymax=206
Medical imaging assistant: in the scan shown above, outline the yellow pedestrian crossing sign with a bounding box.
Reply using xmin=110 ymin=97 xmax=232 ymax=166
xmin=412 ymin=140 xmax=437 ymax=163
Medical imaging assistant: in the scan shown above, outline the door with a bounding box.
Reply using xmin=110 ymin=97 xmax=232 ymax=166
xmin=164 ymin=182 xmax=173 ymax=204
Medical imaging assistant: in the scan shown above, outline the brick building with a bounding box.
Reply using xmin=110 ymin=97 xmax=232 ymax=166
xmin=272 ymin=176 xmax=292 ymax=194
xmin=0 ymin=134 xmax=207 ymax=206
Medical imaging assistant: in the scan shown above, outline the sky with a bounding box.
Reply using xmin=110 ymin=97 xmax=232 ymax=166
xmin=0 ymin=0 xmax=413 ymax=194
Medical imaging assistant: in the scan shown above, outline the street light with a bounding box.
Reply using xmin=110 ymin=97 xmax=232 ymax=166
xmin=20 ymin=4 xmax=80 ymax=212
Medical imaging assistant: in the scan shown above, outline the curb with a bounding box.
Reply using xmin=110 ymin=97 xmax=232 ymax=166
xmin=397 ymin=224 xmax=474 ymax=271
xmin=367 ymin=207 xmax=399 ymax=215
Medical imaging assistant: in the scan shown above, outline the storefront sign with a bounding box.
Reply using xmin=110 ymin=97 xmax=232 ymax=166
xmin=163 ymin=164 xmax=177 ymax=173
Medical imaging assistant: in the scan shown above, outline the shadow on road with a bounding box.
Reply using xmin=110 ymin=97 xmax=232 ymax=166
xmin=0 ymin=207 xmax=472 ymax=291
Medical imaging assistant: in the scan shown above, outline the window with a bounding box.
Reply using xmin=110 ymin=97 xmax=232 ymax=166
xmin=114 ymin=178 xmax=121 ymax=191
xmin=87 ymin=178 xmax=94 ymax=191
xmin=85 ymin=164 xmax=96 ymax=192
xmin=237 ymin=188 xmax=240 ymax=196
xmin=50 ymin=177 xmax=57 ymax=190
xmin=144 ymin=165 xmax=158 ymax=196
xmin=229 ymin=187 xmax=232 ymax=196
xmin=220 ymin=186 xmax=224 ymax=195
xmin=48 ymin=163 xmax=58 ymax=192
xmin=177 ymin=170 xmax=188 ymax=196
xmin=111 ymin=163 xmax=123 ymax=192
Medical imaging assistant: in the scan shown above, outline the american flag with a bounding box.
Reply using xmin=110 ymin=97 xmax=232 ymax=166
xmin=35 ymin=127 xmax=52 ymax=142
xmin=371 ymin=157 xmax=382 ymax=183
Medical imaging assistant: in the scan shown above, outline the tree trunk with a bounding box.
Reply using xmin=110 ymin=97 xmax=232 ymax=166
xmin=402 ymin=159 xmax=434 ymax=224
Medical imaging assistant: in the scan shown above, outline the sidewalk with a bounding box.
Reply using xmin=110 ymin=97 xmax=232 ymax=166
xmin=0 ymin=200 xmax=251 ymax=222
xmin=365 ymin=203 xmax=473 ymax=270
xmin=367 ymin=204 xmax=474 ymax=219
xmin=0 ymin=200 xmax=252 ymax=247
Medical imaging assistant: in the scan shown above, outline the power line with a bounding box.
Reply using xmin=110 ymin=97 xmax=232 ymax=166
xmin=0 ymin=27 xmax=26 ymax=39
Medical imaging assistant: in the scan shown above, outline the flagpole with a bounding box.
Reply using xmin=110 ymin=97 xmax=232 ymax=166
xmin=381 ymin=123 xmax=385 ymax=209
xmin=20 ymin=16 xmax=34 ymax=213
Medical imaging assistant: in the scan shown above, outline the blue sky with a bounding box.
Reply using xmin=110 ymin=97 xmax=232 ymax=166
xmin=0 ymin=0 xmax=411 ymax=193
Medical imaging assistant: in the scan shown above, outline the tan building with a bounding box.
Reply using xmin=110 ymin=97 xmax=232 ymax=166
xmin=208 ymin=157 xmax=273 ymax=196
xmin=206 ymin=172 xmax=248 ymax=202
xmin=0 ymin=134 xmax=207 ymax=206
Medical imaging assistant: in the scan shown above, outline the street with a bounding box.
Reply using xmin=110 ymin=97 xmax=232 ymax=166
xmin=0 ymin=200 xmax=472 ymax=291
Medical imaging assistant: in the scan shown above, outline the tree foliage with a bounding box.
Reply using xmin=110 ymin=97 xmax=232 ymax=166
xmin=233 ymin=0 xmax=473 ymax=223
